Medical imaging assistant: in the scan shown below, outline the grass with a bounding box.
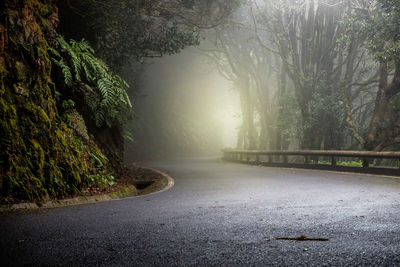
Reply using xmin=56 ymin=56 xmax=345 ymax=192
xmin=317 ymin=160 xmax=366 ymax=167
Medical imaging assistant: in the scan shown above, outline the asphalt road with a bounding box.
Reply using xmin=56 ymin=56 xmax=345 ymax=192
xmin=1 ymin=158 xmax=400 ymax=266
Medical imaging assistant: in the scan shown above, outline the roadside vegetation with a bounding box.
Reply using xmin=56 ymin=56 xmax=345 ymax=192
xmin=203 ymin=0 xmax=400 ymax=153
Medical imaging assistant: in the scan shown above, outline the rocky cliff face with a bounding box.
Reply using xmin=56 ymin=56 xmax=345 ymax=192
xmin=0 ymin=1 xmax=110 ymax=200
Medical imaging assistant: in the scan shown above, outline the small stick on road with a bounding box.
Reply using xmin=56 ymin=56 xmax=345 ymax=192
xmin=276 ymin=235 xmax=329 ymax=241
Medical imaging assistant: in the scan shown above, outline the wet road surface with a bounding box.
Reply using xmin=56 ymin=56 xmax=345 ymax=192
xmin=1 ymin=158 xmax=400 ymax=266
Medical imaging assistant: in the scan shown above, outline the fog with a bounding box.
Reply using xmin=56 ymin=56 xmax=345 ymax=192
xmin=125 ymin=0 xmax=400 ymax=160
xmin=125 ymin=48 xmax=241 ymax=160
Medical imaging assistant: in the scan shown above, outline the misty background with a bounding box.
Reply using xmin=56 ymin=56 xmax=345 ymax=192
xmin=123 ymin=0 xmax=400 ymax=161
xmin=125 ymin=48 xmax=241 ymax=160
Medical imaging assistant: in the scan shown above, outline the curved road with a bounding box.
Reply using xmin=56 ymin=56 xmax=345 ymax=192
xmin=1 ymin=158 xmax=400 ymax=266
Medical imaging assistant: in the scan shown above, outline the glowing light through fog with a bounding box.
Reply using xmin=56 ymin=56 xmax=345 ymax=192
xmin=130 ymin=47 xmax=242 ymax=156
xmin=192 ymin=53 xmax=241 ymax=149
xmin=213 ymin=98 xmax=241 ymax=148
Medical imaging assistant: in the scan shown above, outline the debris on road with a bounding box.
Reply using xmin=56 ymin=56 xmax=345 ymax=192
xmin=276 ymin=235 xmax=329 ymax=241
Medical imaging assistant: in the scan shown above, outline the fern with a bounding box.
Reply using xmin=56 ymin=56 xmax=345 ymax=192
xmin=52 ymin=58 xmax=73 ymax=86
xmin=48 ymin=36 xmax=133 ymax=128
xmin=122 ymin=128 xmax=134 ymax=142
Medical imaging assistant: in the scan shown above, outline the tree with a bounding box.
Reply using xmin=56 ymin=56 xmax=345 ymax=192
xmin=360 ymin=0 xmax=400 ymax=150
xmin=252 ymin=0 xmax=378 ymax=150
xmin=204 ymin=23 xmax=258 ymax=149
xmin=59 ymin=0 xmax=240 ymax=70
xmin=203 ymin=4 xmax=299 ymax=150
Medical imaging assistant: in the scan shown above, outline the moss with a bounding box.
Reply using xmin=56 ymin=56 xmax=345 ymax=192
xmin=0 ymin=76 xmax=5 ymax=95
xmin=14 ymin=61 xmax=28 ymax=81
xmin=73 ymin=136 xmax=84 ymax=151
xmin=20 ymin=44 xmax=36 ymax=61
xmin=45 ymin=159 xmax=64 ymax=195
xmin=23 ymin=102 xmax=51 ymax=126
xmin=55 ymin=129 xmax=68 ymax=147
xmin=7 ymin=154 xmax=46 ymax=200
xmin=30 ymin=139 xmax=45 ymax=179
xmin=111 ymin=186 xmax=137 ymax=198
xmin=35 ymin=1 xmax=53 ymax=17
xmin=0 ymin=0 xmax=115 ymax=201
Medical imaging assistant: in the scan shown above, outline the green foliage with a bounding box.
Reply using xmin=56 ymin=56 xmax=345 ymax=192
xmin=275 ymin=92 xmax=301 ymax=144
xmin=337 ymin=160 xmax=363 ymax=167
xmin=89 ymin=152 xmax=107 ymax=169
xmin=73 ymin=136 xmax=84 ymax=151
xmin=273 ymin=88 xmax=347 ymax=150
xmin=86 ymin=174 xmax=115 ymax=187
xmin=48 ymin=36 xmax=133 ymax=128
xmin=318 ymin=160 xmax=364 ymax=167
xmin=122 ymin=128 xmax=134 ymax=142
xmin=304 ymin=86 xmax=348 ymax=149
xmin=52 ymin=58 xmax=73 ymax=86
xmin=62 ymin=99 xmax=75 ymax=111
xmin=348 ymin=0 xmax=400 ymax=63
xmin=308 ymin=92 xmax=345 ymax=127
xmin=0 ymin=0 xmax=121 ymax=202
xmin=58 ymin=0 xmax=239 ymax=68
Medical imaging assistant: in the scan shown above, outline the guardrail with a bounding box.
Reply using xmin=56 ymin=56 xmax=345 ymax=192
xmin=222 ymin=149 xmax=400 ymax=176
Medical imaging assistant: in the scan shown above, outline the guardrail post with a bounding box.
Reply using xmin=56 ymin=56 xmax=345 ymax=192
xmin=331 ymin=156 xmax=336 ymax=166
xmin=362 ymin=157 xmax=369 ymax=168
xmin=268 ymin=155 xmax=272 ymax=163
xmin=255 ymin=154 xmax=259 ymax=164
xmin=283 ymin=155 xmax=288 ymax=163
xmin=304 ymin=156 xmax=309 ymax=164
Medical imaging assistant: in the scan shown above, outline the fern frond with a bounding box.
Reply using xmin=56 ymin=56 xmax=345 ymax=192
xmin=122 ymin=129 xmax=134 ymax=142
xmin=47 ymin=46 xmax=61 ymax=58
xmin=114 ymin=74 xmax=129 ymax=89
xmin=56 ymin=36 xmax=70 ymax=52
xmin=122 ymin=90 xmax=132 ymax=108
xmin=52 ymin=58 xmax=72 ymax=87
xmin=68 ymin=48 xmax=82 ymax=81
xmin=95 ymin=111 xmax=105 ymax=127
xmin=78 ymin=39 xmax=94 ymax=54
xmin=80 ymin=59 xmax=92 ymax=81
xmin=50 ymin=35 xmax=133 ymax=128
xmin=97 ymin=79 xmax=110 ymax=98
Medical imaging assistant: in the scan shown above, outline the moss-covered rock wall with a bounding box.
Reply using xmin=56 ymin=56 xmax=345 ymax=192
xmin=0 ymin=0 xmax=110 ymax=200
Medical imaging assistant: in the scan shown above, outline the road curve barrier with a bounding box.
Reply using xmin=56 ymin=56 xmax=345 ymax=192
xmin=222 ymin=149 xmax=400 ymax=176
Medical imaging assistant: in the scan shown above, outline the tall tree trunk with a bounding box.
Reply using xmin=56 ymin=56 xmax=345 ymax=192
xmin=275 ymin=65 xmax=287 ymax=150
xmin=237 ymin=77 xmax=256 ymax=149
xmin=365 ymin=62 xmax=400 ymax=151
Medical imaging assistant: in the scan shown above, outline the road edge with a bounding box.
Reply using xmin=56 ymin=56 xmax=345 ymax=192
xmin=0 ymin=165 xmax=175 ymax=212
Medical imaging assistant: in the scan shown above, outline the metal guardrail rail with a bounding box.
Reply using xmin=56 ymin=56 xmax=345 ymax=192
xmin=222 ymin=149 xmax=400 ymax=176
